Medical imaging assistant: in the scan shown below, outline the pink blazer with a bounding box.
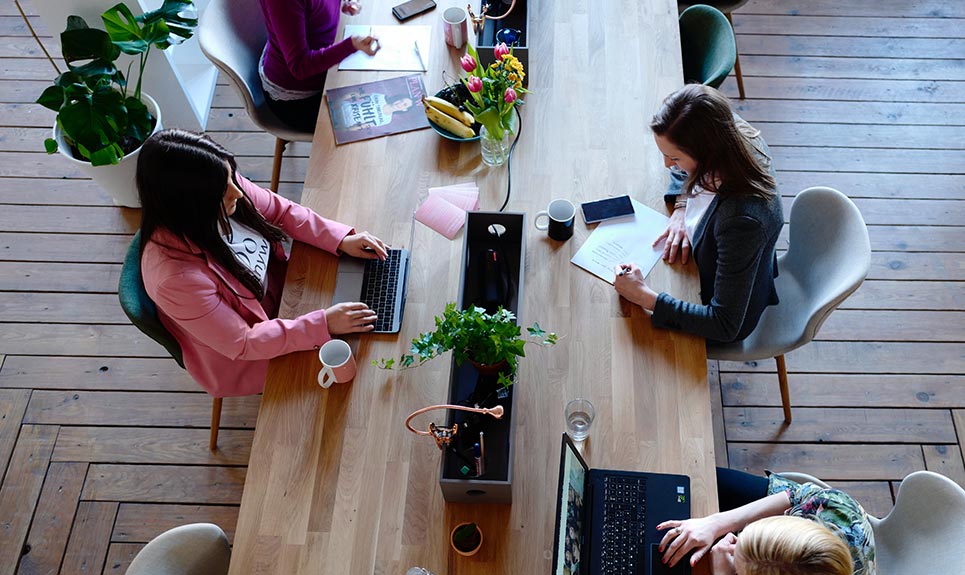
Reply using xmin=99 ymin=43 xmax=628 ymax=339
xmin=141 ymin=176 xmax=353 ymax=397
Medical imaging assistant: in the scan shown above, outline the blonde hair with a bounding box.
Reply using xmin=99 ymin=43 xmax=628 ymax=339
xmin=736 ymin=516 xmax=853 ymax=575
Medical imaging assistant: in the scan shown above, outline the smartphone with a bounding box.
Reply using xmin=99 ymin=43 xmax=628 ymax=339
xmin=392 ymin=0 xmax=436 ymax=21
xmin=581 ymin=195 xmax=635 ymax=224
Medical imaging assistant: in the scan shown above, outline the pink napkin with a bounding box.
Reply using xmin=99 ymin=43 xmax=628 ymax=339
xmin=415 ymin=183 xmax=479 ymax=239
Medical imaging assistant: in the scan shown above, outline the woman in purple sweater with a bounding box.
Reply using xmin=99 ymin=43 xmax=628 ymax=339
xmin=259 ymin=0 xmax=379 ymax=132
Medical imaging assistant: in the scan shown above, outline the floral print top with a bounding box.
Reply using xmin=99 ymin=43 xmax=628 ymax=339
xmin=767 ymin=472 xmax=877 ymax=575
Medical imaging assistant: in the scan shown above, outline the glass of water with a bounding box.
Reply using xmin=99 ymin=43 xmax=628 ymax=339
xmin=564 ymin=398 xmax=595 ymax=441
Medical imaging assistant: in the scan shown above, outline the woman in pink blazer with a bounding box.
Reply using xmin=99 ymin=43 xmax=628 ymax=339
xmin=137 ymin=129 xmax=388 ymax=397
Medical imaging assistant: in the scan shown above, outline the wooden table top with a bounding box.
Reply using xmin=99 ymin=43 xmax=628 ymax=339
xmin=228 ymin=0 xmax=718 ymax=573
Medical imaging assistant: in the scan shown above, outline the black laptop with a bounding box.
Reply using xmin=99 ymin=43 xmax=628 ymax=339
xmin=552 ymin=433 xmax=692 ymax=575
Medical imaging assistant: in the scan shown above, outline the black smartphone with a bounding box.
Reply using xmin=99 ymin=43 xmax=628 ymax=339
xmin=581 ymin=195 xmax=635 ymax=224
xmin=392 ymin=0 xmax=436 ymax=21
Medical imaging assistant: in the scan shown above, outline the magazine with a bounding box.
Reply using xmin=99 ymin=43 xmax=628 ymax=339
xmin=325 ymin=74 xmax=430 ymax=145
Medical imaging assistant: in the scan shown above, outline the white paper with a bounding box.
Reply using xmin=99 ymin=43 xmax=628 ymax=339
xmin=339 ymin=25 xmax=430 ymax=71
xmin=570 ymin=198 xmax=670 ymax=284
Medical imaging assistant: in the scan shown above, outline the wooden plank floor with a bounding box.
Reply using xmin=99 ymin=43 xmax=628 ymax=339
xmin=0 ymin=0 xmax=962 ymax=572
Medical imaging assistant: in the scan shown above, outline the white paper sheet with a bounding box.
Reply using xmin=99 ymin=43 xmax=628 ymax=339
xmin=339 ymin=25 xmax=430 ymax=71
xmin=570 ymin=198 xmax=670 ymax=284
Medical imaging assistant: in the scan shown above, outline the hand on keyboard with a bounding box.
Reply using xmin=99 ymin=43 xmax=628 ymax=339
xmin=326 ymin=302 xmax=378 ymax=334
xmin=338 ymin=231 xmax=389 ymax=260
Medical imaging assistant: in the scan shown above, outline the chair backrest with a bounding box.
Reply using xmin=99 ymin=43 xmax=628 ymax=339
xmin=678 ymin=4 xmax=737 ymax=88
xmin=198 ymin=0 xmax=310 ymax=141
xmin=774 ymin=471 xmax=832 ymax=489
xmin=869 ymin=471 xmax=965 ymax=574
xmin=126 ymin=523 xmax=230 ymax=575
xmin=119 ymin=231 xmax=185 ymax=368
xmin=711 ymin=186 xmax=870 ymax=360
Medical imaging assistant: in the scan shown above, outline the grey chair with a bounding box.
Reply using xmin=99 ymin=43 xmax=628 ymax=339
xmin=126 ymin=523 xmax=231 ymax=575
xmin=679 ymin=1 xmax=749 ymax=98
xmin=707 ymin=187 xmax=871 ymax=423
xmin=775 ymin=471 xmax=831 ymax=489
xmin=870 ymin=471 xmax=965 ymax=574
xmin=198 ymin=0 xmax=313 ymax=193
xmin=119 ymin=232 xmax=223 ymax=450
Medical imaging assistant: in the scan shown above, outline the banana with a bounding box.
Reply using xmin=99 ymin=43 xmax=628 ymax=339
xmin=424 ymin=102 xmax=476 ymax=139
xmin=423 ymin=96 xmax=474 ymax=127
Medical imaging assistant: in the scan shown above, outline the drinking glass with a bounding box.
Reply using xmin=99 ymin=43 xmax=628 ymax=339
xmin=564 ymin=398 xmax=595 ymax=441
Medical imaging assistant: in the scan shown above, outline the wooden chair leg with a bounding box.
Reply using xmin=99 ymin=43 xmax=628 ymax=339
xmin=210 ymin=396 xmax=223 ymax=451
xmin=775 ymin=355 xmax=791 ymax=423
xmin=270 ymin=138 xmax=288 ymax=192
xmin=725 ymin=12 xmax=746 ymax=99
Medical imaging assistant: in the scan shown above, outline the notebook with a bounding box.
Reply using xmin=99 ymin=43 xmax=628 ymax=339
xmin=552 ymin=433 xmax=692 ymax=575
xmin=330 ymin=219 xmax=414 ymax=334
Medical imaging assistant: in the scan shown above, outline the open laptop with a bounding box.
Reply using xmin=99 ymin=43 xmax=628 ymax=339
xmin=552 ymin=433 xmax=692 ymax=575
xmin=331 ymin=218 xmax=414 ymax=334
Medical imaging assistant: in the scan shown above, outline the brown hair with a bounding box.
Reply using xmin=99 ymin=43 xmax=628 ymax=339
xmin=650 ymin=84 xmax=775 ymax=199
xmin=736 ymin=516 xmax=853 ymax=575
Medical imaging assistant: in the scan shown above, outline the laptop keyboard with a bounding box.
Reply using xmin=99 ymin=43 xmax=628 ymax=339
xmin=601 ymin=475 xmax=647 ymax=575
xmin=361 ymin=249 xmax=403 ymax=332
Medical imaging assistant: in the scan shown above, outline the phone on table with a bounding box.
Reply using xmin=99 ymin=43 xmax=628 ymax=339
xmin=392 ymin=0 xmax=436 ymax=21
xmin=581 ymin=195 xmax=635 ymax=224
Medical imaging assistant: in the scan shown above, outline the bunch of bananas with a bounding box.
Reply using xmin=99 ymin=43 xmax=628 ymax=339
xmin=422 ymin=96 xmax=476 ymax=139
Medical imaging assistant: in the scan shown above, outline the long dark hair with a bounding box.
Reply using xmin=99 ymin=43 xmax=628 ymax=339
xmin=137 ymin=129 xmax=287 ymax=299
xmin=650 ymin=84 xmax=775 ymax=199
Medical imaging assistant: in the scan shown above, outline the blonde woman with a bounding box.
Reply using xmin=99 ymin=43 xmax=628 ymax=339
xmin=657 ymin=472 xmax=875 ymax=575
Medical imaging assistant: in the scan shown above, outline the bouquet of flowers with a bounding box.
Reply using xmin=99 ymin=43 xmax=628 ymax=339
xmin=459 ymin=42 xmax=528 ymax=142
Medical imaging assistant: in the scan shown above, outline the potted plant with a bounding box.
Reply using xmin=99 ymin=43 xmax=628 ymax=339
xmin=374 ymin=302 xmax=557 ymax=389
xmin=450 ymin=522 xmax=483 ymax=557
xmin=459 ymin=42 xmax=528 ymax=166
xmin=36 ymin=0 xmax=197 ymax=207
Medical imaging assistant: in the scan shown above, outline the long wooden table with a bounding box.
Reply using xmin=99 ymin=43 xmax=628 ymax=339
xmin=228 ymin=0 xmax=718 ymax=572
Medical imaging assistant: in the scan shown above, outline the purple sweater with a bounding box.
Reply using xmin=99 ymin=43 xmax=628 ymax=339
xmin=259 ymin=0 xmax=357 ymax=93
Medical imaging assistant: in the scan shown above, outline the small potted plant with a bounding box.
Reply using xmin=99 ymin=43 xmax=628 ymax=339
xmin=450 ymin=522 xmax=483 ymax=557
xmin=374 ymin=303 xmax=557 ymax=389
xmin=36 ymin=0 xmax=197 ymax=206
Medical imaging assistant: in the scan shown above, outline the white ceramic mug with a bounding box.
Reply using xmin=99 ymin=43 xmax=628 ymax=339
xmin=317 ymin=339 xmax=356 ymax=388
xmin=443 ymin=7 xmax=468 ymax=49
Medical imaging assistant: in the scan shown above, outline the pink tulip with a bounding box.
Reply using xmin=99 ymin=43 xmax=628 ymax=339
xmin=493 ymin=42 xmax=510 ymax=60
xmin=504 ymin=87 xmax=517 ymax=104
xmin=460 ymin=54 xmax=476 ymax=73
xmin=466 ymin=76 xmax=483 ymax=93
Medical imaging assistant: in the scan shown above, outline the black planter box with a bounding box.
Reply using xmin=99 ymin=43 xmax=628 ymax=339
xmin=439 ymin=212 xmax=525 ymax=504
xmin=475 ymin=0 xmax=529 ymax=86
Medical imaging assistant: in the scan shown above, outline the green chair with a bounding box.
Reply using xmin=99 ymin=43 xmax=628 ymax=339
xmin=679 ymin=1 xmax=748 ymax=98
xmin=119 ymin=231 xmax=223 ymax=450
xmin=678 ymin=4 xmax=738 ymax=92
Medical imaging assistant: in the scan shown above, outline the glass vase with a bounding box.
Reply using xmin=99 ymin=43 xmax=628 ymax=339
xmin=480 ymin=123 xmax=514 ymax=167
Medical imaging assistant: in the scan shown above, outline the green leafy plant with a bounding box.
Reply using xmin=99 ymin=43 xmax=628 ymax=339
xmin=373 ymin=303 xmax=558 ymax=388
xmin=36 ymin=0 xmax=197 ymax=166
xmin=451 ymin=523 xmax=481 ymax=552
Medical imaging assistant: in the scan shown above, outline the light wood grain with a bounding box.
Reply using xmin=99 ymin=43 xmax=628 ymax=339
xmin=228 ymin=1 xmax=717 ymax=573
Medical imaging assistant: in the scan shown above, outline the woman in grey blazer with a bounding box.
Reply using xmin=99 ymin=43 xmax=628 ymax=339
xmin=614 ymin=85 xmax=783 ymax=343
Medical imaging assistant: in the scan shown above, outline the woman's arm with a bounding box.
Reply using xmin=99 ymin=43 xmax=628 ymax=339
xmin=262 ymin=0 xmax=357 ymax=80
xmin=657 ymin=492 xmax=791 ymax=568
xmin=650 ymin=213 xmax=768 ymax=342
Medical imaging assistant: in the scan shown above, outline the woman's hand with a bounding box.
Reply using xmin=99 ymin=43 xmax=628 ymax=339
xmin=325 ymin=302 xmax=377 ymax=334
xmin=710 ymin=532 xmax=738 ymax=575
xmin=341 ymin=0 xmax=361 ymax=15
xmin=654 ymin=207 xmax=690 ymax=264
xmin=613 ymin=263 xmax=658 ymax=311
xmin=351 ymin=35 xmax=380 ymax=56
xmin=657 ymin=515 xmax=726 ymax=568
xmin=338 ymin=231 xmax=389 ymax=260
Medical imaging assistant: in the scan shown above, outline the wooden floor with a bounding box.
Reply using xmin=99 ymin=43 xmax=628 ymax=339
xmin=0 ymin=0 xmax=962 ymax=572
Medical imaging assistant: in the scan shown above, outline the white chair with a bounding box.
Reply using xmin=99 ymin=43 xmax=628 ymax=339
xmin=775 ymin=471 xmax=831 ymax=489
xmin=707 ymin=187 xmax=871 ymax=422
xmin=870 ymin=471 xmax=965 ymax=575
xmin=126 ymin=523 xmax=230 ymax=575
xmin=198 ymin=0 xmax=313 ymax=193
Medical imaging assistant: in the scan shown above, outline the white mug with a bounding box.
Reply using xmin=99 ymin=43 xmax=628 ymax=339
xmin=317 ymin=339 xmax=356 ymax=389
xmin=443 ymin=7 xmax=468 ymax=49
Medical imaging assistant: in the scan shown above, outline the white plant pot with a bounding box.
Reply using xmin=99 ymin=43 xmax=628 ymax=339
xmin=52 ymin=92 xmax=162 ymax=208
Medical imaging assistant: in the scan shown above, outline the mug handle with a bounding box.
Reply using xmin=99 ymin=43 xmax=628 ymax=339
xmin=534 ymin=210 xmax=549 ymax=230
xmin=317 ymin=365 xmax=336 ymax=388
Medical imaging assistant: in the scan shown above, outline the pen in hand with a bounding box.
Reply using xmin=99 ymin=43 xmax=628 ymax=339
xmin=617 ymin=264 xmax=631 ymax=277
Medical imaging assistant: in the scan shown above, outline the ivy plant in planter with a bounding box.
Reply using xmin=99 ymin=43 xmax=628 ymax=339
xmin=36 ymin=0 xmax=196 ymax=166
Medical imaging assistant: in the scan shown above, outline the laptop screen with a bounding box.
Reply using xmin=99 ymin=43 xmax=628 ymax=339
xmin=555 ymin=435 xmax=588 ymax=575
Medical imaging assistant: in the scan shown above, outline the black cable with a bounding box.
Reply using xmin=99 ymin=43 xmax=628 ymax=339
xmin=498 ymin=106 xmax=523 ymax=212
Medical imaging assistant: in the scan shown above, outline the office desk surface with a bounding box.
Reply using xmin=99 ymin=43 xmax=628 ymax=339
xmin=229 ymin=0 xmax=718 ymax=572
